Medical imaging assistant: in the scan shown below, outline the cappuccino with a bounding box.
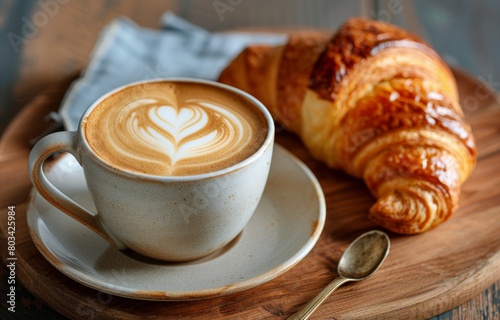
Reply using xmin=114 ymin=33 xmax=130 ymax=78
xmin=30 ymin=79 xmax=274 ymax=261
xmin=84 ymin=81 xmax=267 ymax=176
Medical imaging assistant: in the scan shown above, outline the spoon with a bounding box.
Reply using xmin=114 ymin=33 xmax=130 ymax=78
xmin=289 ymin=230 xmax=390 ymax=320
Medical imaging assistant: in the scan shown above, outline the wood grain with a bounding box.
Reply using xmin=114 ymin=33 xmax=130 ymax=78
xmin=1 ymin=69 xmax=499 ymax=319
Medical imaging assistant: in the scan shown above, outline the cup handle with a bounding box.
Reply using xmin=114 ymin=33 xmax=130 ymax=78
xmin=28 ymin=131 xmax=124 ymax=249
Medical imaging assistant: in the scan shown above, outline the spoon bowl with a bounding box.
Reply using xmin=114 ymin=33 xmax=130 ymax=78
xmin=289 ymin=230 xmax=390 ymax=320
xmin=338 ymin=230 xmax=390 ymax=280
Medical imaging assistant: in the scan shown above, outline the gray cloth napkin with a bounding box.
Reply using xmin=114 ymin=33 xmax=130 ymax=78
xmin=59 ymin=12 xmax=287 ymax=131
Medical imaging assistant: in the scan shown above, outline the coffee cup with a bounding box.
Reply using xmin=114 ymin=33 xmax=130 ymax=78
xmin=28 ymin=79 xmax=274 ymax=262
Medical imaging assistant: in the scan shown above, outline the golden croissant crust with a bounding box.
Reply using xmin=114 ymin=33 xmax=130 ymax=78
xmin=218 ymin=18 xmax=477 ymax=234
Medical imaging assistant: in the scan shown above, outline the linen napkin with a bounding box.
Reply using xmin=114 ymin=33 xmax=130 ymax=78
xmin=59 ymin=12 xmax=287 ymax=131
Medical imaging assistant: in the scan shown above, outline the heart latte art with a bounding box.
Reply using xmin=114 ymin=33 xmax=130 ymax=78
xmin=84 ymin=82 xmax=267 ymax=176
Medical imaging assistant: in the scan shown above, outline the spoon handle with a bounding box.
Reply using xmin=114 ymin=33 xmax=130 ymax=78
xmin=289 ymin=276 xmax=350 ymax=320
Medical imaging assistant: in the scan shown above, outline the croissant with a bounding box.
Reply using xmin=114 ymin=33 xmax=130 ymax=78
xmin=218 ymin=18 xmax=477 ymax=234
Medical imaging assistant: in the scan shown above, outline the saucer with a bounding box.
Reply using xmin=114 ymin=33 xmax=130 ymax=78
xmin=27 ymin=144 xmax=325 ymax=301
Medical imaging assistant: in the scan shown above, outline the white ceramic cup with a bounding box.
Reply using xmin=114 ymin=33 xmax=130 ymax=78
xmin=28 ymin=79 xmax=274 ymax=262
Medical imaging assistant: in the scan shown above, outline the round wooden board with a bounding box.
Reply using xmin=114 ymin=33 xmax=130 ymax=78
xmin=1 ymin=69 xmax=499 ymax=319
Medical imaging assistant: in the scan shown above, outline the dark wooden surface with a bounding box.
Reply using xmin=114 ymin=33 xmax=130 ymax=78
xmin=0 ymin=69 xmax=499 ymax=319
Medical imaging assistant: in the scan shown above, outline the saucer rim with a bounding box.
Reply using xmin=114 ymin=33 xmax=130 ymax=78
xmin=27 ymin=144 xmax=326 ymax=301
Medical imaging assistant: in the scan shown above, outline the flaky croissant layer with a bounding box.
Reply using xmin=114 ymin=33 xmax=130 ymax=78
xmin=218 ymin=18 xmax=476 ymax=234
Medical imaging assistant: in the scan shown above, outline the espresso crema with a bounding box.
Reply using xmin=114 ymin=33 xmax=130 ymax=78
xmin=84 ymin=82 xmax=268 ymax=176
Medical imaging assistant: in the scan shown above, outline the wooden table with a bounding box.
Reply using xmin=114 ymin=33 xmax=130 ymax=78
xmin=1 ymin=69 xmax=500 ymax=320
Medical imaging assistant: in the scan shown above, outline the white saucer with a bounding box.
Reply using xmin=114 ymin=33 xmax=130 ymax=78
xmin=27 ymin=144 xmax=325 ymax=301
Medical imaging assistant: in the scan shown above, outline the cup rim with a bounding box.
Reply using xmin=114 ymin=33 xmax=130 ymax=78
xmin=78 ymin=78 xmax=275 ymax=181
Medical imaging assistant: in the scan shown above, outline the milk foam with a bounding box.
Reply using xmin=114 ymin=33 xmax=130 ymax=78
xmin=121 ymin=98 xmax=251 ymax=169
xmin=84 ymin=82 xmax=267 ymax=176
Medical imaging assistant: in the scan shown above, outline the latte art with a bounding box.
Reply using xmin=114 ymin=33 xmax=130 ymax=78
xmin=116 ymin=98 xmax=252 ymax=174
xmin=84 ymin=82 xmax=267 ymax=176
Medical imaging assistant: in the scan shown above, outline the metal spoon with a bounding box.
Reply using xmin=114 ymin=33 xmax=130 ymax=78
xmin=289 ymin=230 xmax=390 ymax=320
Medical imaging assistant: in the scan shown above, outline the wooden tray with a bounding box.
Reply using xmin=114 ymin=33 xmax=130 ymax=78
xmin=1 ymin=69 xmax=499 ymax=319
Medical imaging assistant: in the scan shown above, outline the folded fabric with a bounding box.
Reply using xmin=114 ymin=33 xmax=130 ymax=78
xmin=59 ymin=12 xmax=287 ymax=130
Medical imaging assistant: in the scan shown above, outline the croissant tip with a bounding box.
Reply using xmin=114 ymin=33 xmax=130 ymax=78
xmin=368 ymin=191 xmax=431 ymax=235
